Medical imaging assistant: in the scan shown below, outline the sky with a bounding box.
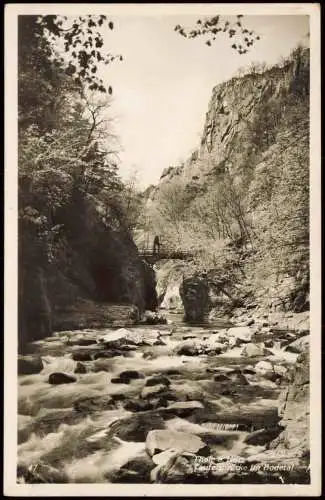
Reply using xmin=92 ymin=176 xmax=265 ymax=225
xmin=94 ymin=14 xmax=309 ymax=187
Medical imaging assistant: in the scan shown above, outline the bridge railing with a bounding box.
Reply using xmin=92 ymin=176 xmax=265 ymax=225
xmin=138 ymin=245 xmax=193 ymax=260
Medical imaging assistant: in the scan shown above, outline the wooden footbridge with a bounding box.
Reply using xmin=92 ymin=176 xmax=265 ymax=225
xmin=138 ymin=236 xmax=192 ymax=264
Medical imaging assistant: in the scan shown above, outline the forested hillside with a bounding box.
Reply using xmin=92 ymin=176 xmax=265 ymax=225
xmin=145 ymin=45 xmax=309 ymax=315
xmin=18 ymin=16 xmax=156 ymax=349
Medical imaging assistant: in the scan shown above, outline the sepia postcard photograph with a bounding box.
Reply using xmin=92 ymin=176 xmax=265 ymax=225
xmin=4 ymin=2 xmax=321 ymax=497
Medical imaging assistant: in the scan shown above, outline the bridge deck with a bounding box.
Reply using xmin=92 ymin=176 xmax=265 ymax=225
xmin=138 ymin=247 xmax=192 ymax=261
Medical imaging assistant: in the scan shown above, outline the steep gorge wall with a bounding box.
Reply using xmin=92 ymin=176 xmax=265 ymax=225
xmin=150 ymin=47 xmax=310 ymax=314
xmin=154 ymin=47 xmax=309 ymax=189
xmin=19 ymin=187 xmax=157 ymax=350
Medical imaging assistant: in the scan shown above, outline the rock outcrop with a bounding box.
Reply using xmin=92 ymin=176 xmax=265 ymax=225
xmin=180 ymin=276 xmax=210 ymax=322
xmin=270 ymin=349 xmax=310 ymax=460
xmin=19 ymin=191 xmax=157 ymax=351
xmin=146 ymin=47 xmax=309 ymax=314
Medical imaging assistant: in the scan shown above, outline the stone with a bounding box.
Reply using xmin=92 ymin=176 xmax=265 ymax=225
xmin=141 ymin=311 xmax=167 ymax=325
xmin=165 ymin=401 xmax=204 ymax=417
xmin=111 ymin=377 xmax=123 ymax=384
xmin=227 ymin=326 xmax=253 ymax=343
xmin=273 ymin=364 xmax=288 ymax=376
xmin=153 ymin=454 xmax=196 ymax=483
xmin=241 ymin=343 xmax=270 ymax=357
xmin=285 ymin=335 xmax=309 ymax=354
xmin=18 ymin=355 xmax=43 ymax=375
xmin=142 ymin=351 xmax=158 ymax=360
xmin=242 ymin=368 xmax=256 ymax=375
xmin=152 ymin=449 xmax=179 ymax=466
xmin=124 ymin=400 xmax=154 ymax=412
xmin=145 ymin=375 xmax=171 ymax=387
xmin=110 ymin=412 xmax=165 ymax=442
xmin=244 ymin=426 xmax=284 ymax=446
xmin=164 ymin=369 xmax=181 ymax=376
xmin=66 ymin=337 xmax=97 ymax=347
xmin=32 ymin=408 xmax=84 ymax=435
xmin=17 ymin=462 xmax=69 ymax=483
xmin=177 ymin=344 xmax=200 ymax=356
xmin=255 ymin=360 xmax=274 ymax=374
xmin=93 ymin=350 xmax=117 ymax=359
xmin=270 ymin=349 xmax=310 ymax=457
xmin=48 ymin=372 xmax=76 ymax=384
xmin=146 ymin=430 xmax=208 ymax=457
xmin=214 ymin=373 xmax=230 ymax=382
xmin=74 ymin=362 xmax=87 ymax=374
xmin=118 ymin=370 xmax=145 ymax=384
xmin=99 ymin=328 xmax=135 ymax=347
xmin=141 ymin=384 xmax=166 ymax=399
xmin=74 ymin=395 xmax=114 ymax=413
xmin=179 ymin=276 xmax=210 ymax=322
xmin=110 ymin=453 xmax=154 ymax=483
xmin=71 ymin=351 xmax=93 ymax=362
xmin=227 ymin=369 xmax=249 ymax=385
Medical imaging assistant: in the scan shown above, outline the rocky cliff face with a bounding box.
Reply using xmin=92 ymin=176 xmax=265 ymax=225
xmin=271 ymin=349 xmax=309 ymax=459
xmin=154 ymin=47 xmax=309 ymax=189
xmin=19 ymin=188 xmax=157 ymax=350
xmin=149 ymin=46 xmax=309 ymax=314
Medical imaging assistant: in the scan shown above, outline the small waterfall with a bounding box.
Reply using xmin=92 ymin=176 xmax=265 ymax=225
xmin=204 ymin=422 xmax=240 ymax=431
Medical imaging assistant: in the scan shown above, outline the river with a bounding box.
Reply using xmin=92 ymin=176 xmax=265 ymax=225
xmin=17 ymin=311 xmax=303 ymax=484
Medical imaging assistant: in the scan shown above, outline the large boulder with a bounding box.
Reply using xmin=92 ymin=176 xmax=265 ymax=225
xmin=141 ymin=260 xmax=158 ymax=311
xmin=227 ymin=326 xmax=253 ymax=343
xmin=241 ymin=343 xmax=271 ymax=357
xmin=109 ymin=453 xmax=155 ymax=483
xmin=146 ymin=430 xmax=209 ymax=457
xmin=269 ymin=349 xmax=310 ymax=458
xmin=179 ymin=276 xmax=210 ymax=322
xmin=18 ymin=355 xmax=44 ymax=375
xmin=284 ymin=335 xmax=309 ymax=354
xmin=48 ymin=372 xmax=76 ymax=385
xmin=19 ymin=193 xmax=157 ymax=348
xmin=17 ymin=462 xmax=69 ymax=483
xmin=109 ymin=413 xmax=165 ymax=442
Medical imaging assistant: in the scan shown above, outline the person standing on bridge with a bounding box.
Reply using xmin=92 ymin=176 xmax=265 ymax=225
xmin=153 ymin=235 xmax=160 ymax=256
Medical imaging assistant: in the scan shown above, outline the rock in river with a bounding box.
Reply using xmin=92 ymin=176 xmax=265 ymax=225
xmin=146 ymin=429 xmax=209 ymax=457
xmin=244 ymin=426 xmax=284 ymax=446
xmin=74 ymin=362 xmax=87 ymax=374
xmin=110 ymin=412 xmax=165 ymax=441
xmin=284 ymin=335 xmax=309 ymax=354
xmin=66 ymin=337 xmax=97 ymax=347
xmin=145 ymin=375 xmax=171 ymax=387
xmin=179 ymin=276 xmax=210 ymax=322
xmin=227 ymin=326 xmax=253 ymax=343
xmin=141 ymin=384 xmax=167 ymax=399
xmin=112 ymin=370 xmax=145 ymax=384
xmin=165 ymin=401 xmax=204 ymax=417
xmin=18 ymin=355 xmax=44 ymax=375
xmin=241 ymin=343 xmax=271 ymax=357
xmin=176 ymin=344 xmax=200 ymax=356
xmin=48 ymin=372 xmax=76 ymax=385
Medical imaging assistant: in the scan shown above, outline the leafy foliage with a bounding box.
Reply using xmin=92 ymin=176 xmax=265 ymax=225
xmin=175 ymin=14 xmax=260 ymax=54
xmin=18 ymin=15 xmax=138 ymax=344
xmin=40 ymin=15 xmax=120 ymax=92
